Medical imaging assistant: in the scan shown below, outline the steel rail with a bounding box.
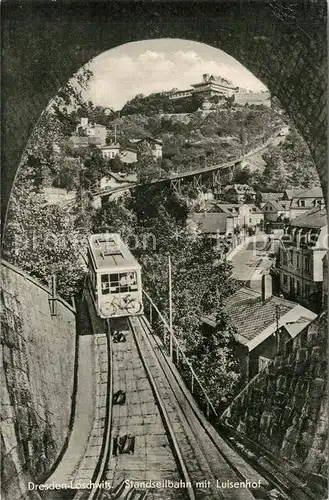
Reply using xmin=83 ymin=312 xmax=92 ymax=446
xmin=137 ymin=315 xmax=265 ymax=499
xmin=128 ymin=317 xmax=196 ymax=500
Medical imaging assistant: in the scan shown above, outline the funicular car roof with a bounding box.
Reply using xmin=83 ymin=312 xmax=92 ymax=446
xmin=88 ymin=233 xmax=141 ymax=272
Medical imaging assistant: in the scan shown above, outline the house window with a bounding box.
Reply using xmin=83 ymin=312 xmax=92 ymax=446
xmin=289 ymin=251 xmax=293 ymax=266
xmin=304 ymin=283 xmax=311 ymax=297
xmin=283 ymin=274 xmax=288 ymax=287
xmin=282 ymin=250 xmax=288 ymax=265
xmin=296 ymin=254 xmax=300 ymax=269
xmin=289 ymin=276 xmax=295 ymax=293
xmin=296 ymin=280 xmax=301 ymax=295
xmin=304 ymin=256 xmax=310 ymax=272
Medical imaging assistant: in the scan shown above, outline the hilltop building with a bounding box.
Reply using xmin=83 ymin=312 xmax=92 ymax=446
xmin=71 ymin=117 xmax=107 ymax=147
xmin=233 ymin=89 xmax=271 ymax=107
xmin=168 ymin=74 xmax=270 ymax=106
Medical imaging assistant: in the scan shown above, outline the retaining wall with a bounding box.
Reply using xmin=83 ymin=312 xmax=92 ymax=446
xmin=1 ymin=261 xmax=77 ymax=500
xmin=220 ymin=311 xmax=328 ymax=481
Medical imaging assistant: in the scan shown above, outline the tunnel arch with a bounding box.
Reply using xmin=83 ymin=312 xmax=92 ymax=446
xmin=2 ymin=0 xmax=327 ymax=225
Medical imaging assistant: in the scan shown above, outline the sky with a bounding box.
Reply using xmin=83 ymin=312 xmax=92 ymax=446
xmin=81 ymin=39 xmax=267 ymax=111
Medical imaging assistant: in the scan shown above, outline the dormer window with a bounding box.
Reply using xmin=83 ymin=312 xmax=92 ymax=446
xmin=299 ymin=199 xmax=305 ymax=207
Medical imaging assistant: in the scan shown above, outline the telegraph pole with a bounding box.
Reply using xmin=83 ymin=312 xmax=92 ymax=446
xmin=169 ymin=255 xmax=173 ymax=361
xmin=275 ymin=304 xmax=280 ymax=352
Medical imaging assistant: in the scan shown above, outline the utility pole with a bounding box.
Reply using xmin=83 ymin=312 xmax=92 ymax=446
xmin=168 ymin=255 xmax=173 ymax=361
xmin=275 ymin=304 xmax=280 ymax=352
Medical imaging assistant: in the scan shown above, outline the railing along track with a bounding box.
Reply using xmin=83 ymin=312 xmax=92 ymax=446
xmin=130 ymin=316 xmax=262 ymax=500
xmin=128 ymin=316 xmax=196 ymax=500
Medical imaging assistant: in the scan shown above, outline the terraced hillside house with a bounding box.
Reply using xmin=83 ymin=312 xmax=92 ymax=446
xmin=131 ymin=137 xmax=163 ymax=160
xmin=98 ymin=144 xmax=137 ymax=164
xmin=74 ymin=117 xmax=107 ymax=146
xmin=278 ymin=208 xmax=328 ymax=312
xmin=202 ymin=278 xmax=317 ymax=380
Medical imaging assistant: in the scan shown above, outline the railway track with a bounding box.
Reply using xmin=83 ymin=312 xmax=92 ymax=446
xmin=101 ymin=317 xmax=192 ymax=500
xmin=124 ymin=316 xmax=268 ymax=500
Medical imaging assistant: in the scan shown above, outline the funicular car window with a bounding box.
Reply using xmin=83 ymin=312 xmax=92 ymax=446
xmin=101 ymin=272 xmax=138 ymax=295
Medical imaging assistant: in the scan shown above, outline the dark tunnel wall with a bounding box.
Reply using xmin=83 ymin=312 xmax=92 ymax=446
xmin=1 ymin=0 xmax=327 ymax=228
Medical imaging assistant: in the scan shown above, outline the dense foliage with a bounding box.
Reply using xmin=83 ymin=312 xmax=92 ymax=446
xmin=4 ymin=73 xmax=321 ymax=408
xmin=90 ymin=185 xmax=241 ymax=406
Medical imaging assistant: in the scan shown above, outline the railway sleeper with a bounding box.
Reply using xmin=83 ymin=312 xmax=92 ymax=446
xmin=113 ymin=434 xmax=136 ymax=456
xmin=113 ymin=390 xmax=126 ymax=405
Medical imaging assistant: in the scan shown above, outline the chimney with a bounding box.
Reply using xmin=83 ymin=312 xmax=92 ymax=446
xmin=261 ymin=273 xmax=272 ymax=303
xmin=203 ymin=73 xmax=209 ymax=82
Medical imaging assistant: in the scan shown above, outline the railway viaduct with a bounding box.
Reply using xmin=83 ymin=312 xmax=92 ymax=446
xmin=1 ymin=0 xmax=327 ymax=228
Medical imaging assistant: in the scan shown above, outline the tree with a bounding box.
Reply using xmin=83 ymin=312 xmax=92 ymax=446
xmin=261 ymin=147 xmax=288 ymax=191
xmin=280 ymin=130 xmax=319 ymax=188
xmin=124 ymin=186 xmax=241 ymax=406
xmin=3 ymin=165 xmax=87 ymax=301
xmin=232 ymin=165 xmax=252 ymax=185
xmin=108 ymin=155 xmax=125 ymax=173
xmin=82 ymin=149 xmax=109 ymax=190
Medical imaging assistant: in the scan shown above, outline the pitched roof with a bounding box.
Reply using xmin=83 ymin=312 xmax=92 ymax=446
xmin=100 ymin=143 xmax=121 ymax=150
xmin=261 ymin=192 xmax=284 ymax=201
xmin=202 ymin=286 xmax=316 ymax=350
xmin=213 ymin=203 xmax=262 ymax=214
xmin=189 ymin=212 xmax=230 ymax=233
xmin=284 ymin=189 xmax=304 ymax=199
xmin=294 ymin=186 xmax=323 ymax=199
xmin=131 ymin=137 xmax=163 ymax=146
xmin=249 ymin=204 xmax=263 ymax=214
xmin=263 ymin=200 xmax=287 ymax=211
xmin=211 ymin=203 xmax=239 ymax=214
xmin=291 ymin=207 xmax=327 ymax=229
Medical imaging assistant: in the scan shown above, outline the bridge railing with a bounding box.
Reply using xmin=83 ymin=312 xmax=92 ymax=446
xmin=142 ymin=290 xmax=218 ymax=419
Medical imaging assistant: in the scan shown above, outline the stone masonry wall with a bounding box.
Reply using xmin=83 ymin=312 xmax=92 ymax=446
xmin=1 ymin=261 xmax=77 ymax=500
xmin=220 ymin=312 xmax=328 ymax=481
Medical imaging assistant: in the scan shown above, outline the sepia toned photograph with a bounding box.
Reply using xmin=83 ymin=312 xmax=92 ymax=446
xmin=1 ymin=2 xmax=328 ymax=500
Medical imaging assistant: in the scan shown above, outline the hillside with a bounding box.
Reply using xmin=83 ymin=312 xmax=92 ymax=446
xmin=109 ymin=105 xmax=284 ymax=174
xmin=18 ymin=84 xmax=321 ymax=195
